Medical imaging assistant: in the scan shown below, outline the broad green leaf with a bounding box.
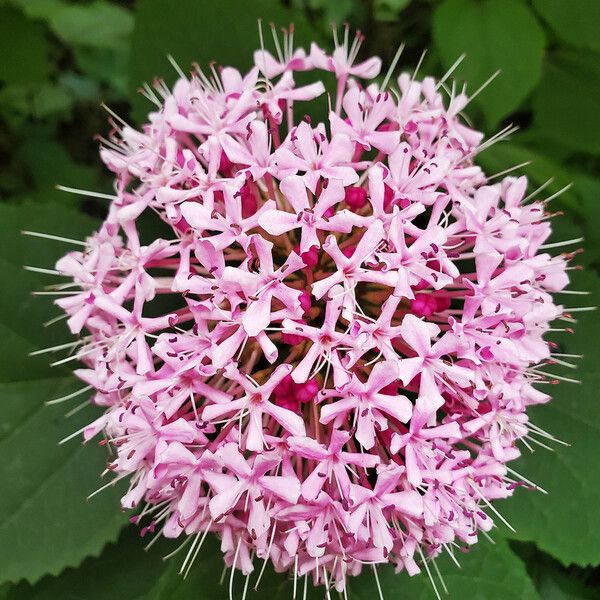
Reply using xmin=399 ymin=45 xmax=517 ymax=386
xmin=350 ymin=535 xmax=539 ymax=599
xmin=0 ymin=8 xmax=51 ymax=85
xmin=0 ymin=203 xmax=128 ymax=584
xmin=512 ymin=543 xmax=599 ymax=599
xmin=130 ymin=0 xmax=322 ymax=123
xmin=6 ymin=529 xmax=308 ymax=600
xmin=432 ymin=0 xmax=545 ymax=128
xmin=534 ymin=568 xmax=598 ymax=600
xmin=308 ymin=0 xmax=356 ymax=23
xmin=0 ymin=379 xmax=127 ymax=585
xmin=532 ymin=0 xmax=600 ymax=52
xmin=533 ymin=50 xmax=600 ymax=156
xmin=0 ymin=83 xmax=72 ymax=130
xmin=73 ymin=46 xmax=130 ymax=97
xmin=6 ymin=527 xmax=540 ymax=599
xmin=374 ymin=0 xmax=411 ymax=22
xmin=30 ymin=83 xmax=72 ymax=119
xmin=16 ymin=138 xmax=101 ymax=206
xmin=572 ymin=175 xmax=600 ymax=270
xmin=48 ymin=1 xmax=133 ymax=49
xmin=501 ymin=268 xmax=600 ymax=566
xmin=5 ymin=0 xmax=63 ymax=21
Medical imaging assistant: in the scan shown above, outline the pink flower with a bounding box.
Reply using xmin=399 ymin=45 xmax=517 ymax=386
xmin=258 ymin=175 xmax=365 ymax=253
xmin=274 ymin=121 xmax=359 ymax=192
xmin=42 ymin=26 xmax=574 ymax=596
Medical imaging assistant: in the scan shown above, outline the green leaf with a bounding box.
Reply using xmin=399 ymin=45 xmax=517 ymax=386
xmin=0 ymin=202 xmax=128 ymax=584
xmin=0 ymin=83 xmax=73 ymax=129
xmin=16 ymin=138 xmax=101 ymax=206
xmin=0 ymin=7 xmax=51 ymax=85
xmin=533 ymin=50 xmax=600 ymax=156
xmin=73 ymin=46 xmax=130 ymax=97
xmin=432 ymin=0 xmax=545 ymax=128
xmin=500 ymin=268 xmax=600 ymax=567
xmin=374 ymin=0 xmax=411 ymax=22
xmin=48 ymin=1 xmax=134 ymax=49
xmin=5 ymin=527 xmax=541 ymax=599
xmin=6 ymin=0 xmax=63 ymax=21
xmin=572 ymin=175 xmax=600 ymax=270
xmin=6 ymin=527 xmax=322 ymax=600
xmin=350 ymin=535 xmax=539 ymax=599
xmin=512 ymin=543 xmax=599 ymax=599
xmin=130 ymin=0 xmax=322 ymax=123
xmin=533 ymin=0 xmax=600 ymax=52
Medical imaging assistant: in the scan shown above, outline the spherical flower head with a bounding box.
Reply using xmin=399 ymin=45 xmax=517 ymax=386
xmin=50 ymin=24 xmax=573 ymax=594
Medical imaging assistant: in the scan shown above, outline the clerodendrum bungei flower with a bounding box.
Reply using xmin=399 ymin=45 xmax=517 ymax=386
xmin=36 ymin=25 xmax=579 ymax=598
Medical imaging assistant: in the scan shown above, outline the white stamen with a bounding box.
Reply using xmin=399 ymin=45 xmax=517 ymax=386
xmin=87 ymin=472 xmax=129 ymax=499
xmin=468 ymin=480 xmax=515 ymax=532
xmin=22 ymin=230 xmax=87 ymax=246
xmin=417 ymin=545 xmax=442 ymax=600
xmin=467 ymin=70 xmax=501 ymax=104
xmin=24 ymin=265 xmax=62 ymax=276
xmin=167 ymin=54 xmax=187 ymax=80
xmin=254 ymin=523 xmax=277 ymax=590
xmin=486 ymin=161 xmax=531 ymax=182
xmin=46 ymin=385 xmax=92 ymax=405
xmin=523 ymin=177 xmax=554 ymax=202
xmin=30 ymin=340 xmax=81 ymax=356
xmin=56 ymin=185 xmax=118 ymax=201
xmin=543 ymin=182 xmax=573 ymax=204
xmin=381 ymin=43 xmax=405 ymax=91
xmin=229 ymin=538 xmax=242 ymax=600
xmin=540 ymin=237 xmax=583 ymax=249
xmin=431 ymin=556 xmax=448 ymax=595
xmin=436 ymin=53 xmax=466 ymax=90
xmin=372 ymin=564 xmax=385 ymax=600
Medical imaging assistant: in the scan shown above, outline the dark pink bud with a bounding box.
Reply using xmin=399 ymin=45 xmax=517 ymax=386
xmin=240 ymin=184 xmax=257 ymax=218
xmin=383 ymin=184 xmax=394 ymax=210
xmin=410 ymin=293 xmax=437 ymax=318
xmin=404 ymin=120 xmax=418 ymax=134
xmin=299 ymin=290 xmax=311 ymax=314
xmin=435 ymin=295 xmax=451 ymax=312
xmin=296 ymin=378 xmax=319 ymax=403
xmin=219 ymin=151 xmax=233 ymax=173
xmin=298 ymin=245 xmax=319 ymax=268
xmin=345 ymin=186 xmax=367 ymax=210
xmin=342 ymin=245 xmax=356 ymax=258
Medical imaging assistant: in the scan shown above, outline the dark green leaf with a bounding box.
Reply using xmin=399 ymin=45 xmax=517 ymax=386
xmin=48 ymin=1 xmax=133 ymax=49
xmin=374 ymin=0 xmax=411 ymax=22
xmin=533 ymin=0 xmax=600 ymax=52
xmin=0 ymin=7 xmax=51 ymax=85
xmin=0 ymin=203 xmax=128 ymax=584
xmin=6 ymin=0 xmax=63 ymax=21
xmin=6 ymin=527 xmax=321 ymax=600
xmin=533 ymin=50 xmax=600 ymax=156
xmin=512 ymin=543 xmax=599 ymax=599
xmin=432 ymin=0 xmax=545 ymax=128
xmin=350 ymin=535 xmax=539 ymax=599
xmin=17 ymin=138 xmax=101 ymax=206
xmin=5 ymin=527 xmax=541 ymax=599
xmin=73 ymin=46 xmax=130 ymax=97
xmin=130 ymin=0 xmax=322 ymax=122
xmin=572 ymin=175 xmax=600 ymax=269
xmin=501 ymin=268 xmax=600 ymax=567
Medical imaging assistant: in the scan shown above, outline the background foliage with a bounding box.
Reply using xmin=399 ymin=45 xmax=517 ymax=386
xmin=0 ymin=0 xmax=599 ymax=598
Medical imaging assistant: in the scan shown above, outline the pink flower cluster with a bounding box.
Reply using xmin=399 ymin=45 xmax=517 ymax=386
xmin=52 ymin=29 xmax=571 ymax=594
